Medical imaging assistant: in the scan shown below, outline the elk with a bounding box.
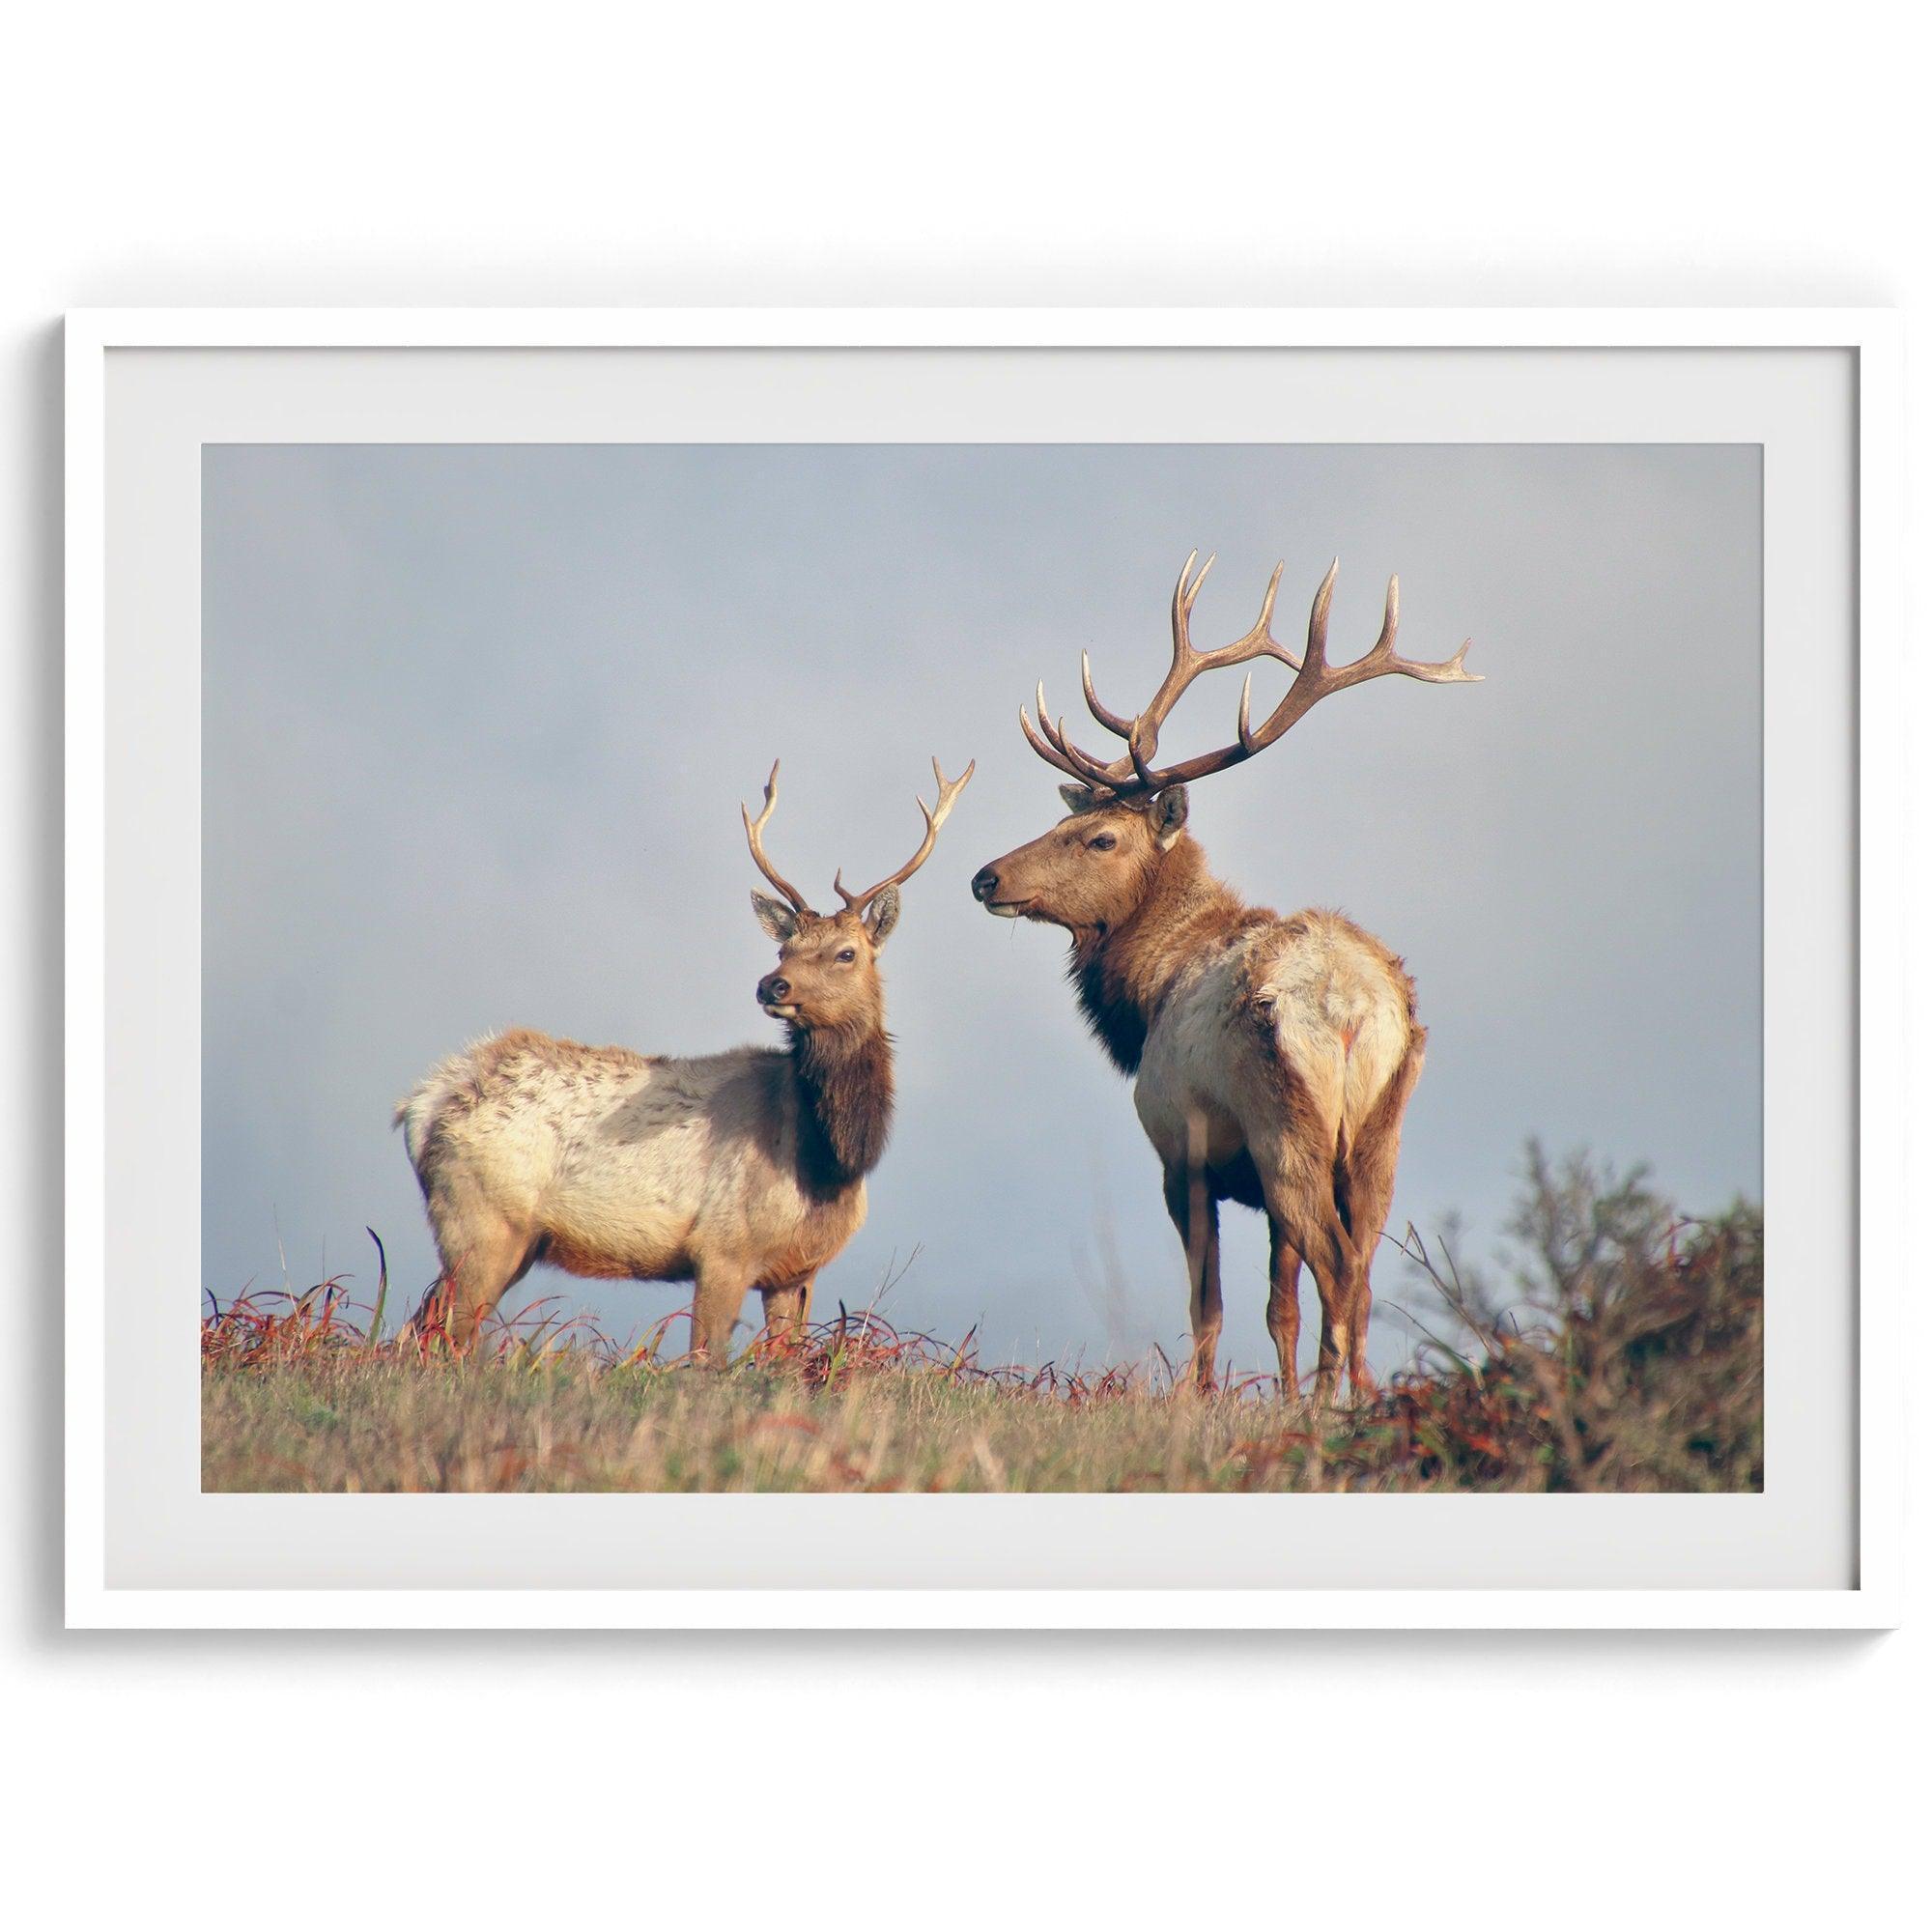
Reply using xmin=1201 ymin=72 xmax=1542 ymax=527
xmin=971 ymin=552 xmax=1477 ymax=1401
xmin=395 ymin=757 xmax=972 ymax=1360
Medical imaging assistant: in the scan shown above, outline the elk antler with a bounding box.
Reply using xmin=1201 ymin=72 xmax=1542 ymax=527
xmin=742 ymin=761 xmax=813 ymax=913
xmin=834 ymin=758 xmax=976 ymax=913
xmin=1021 ymin=554 xmax=1480 ymax=799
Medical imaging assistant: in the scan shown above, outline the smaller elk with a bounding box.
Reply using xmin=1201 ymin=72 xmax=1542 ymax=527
xmin=396 ymin=758 xmax=972 ymax=1359
xmin=972 ymin=552 xmax=1477 ymax=1401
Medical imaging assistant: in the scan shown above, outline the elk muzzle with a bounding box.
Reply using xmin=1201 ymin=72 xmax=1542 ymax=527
xmin=971 ymin=865 xmax=1024 ymax=918
xmin=756 ymin=970 xmax=798 ymax=1018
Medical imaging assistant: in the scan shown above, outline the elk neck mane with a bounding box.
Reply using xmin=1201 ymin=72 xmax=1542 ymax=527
xmin=1066 ymin=833 xmax=1268 ymax=1074
xmin=786 ymin=1021 xmax=895 ymax=1199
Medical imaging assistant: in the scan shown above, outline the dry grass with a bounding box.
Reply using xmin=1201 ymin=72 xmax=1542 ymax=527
xmin=202 ymin=1147 xmax=1762 ymax=1494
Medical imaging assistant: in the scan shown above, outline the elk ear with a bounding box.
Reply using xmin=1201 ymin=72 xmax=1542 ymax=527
xmin=751 ymin=891 xmax=801 ymax=942
xmin=1059 ymin=782 xmax=1103 ymax=815
xmin=1149 ymin=785 xmax=1189 ymax=848
xmin=863 ymin=885 xmax=901 ymax=947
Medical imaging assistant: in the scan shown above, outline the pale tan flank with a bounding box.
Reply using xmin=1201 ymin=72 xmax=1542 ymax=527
xmin=396 ymin=758 xmax=971 ymax=1360
xmin=973 ymin=552 xmax=1477 ymax=1401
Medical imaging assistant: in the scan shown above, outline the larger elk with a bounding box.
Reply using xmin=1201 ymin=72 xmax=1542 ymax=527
xmin=396 ymin=757 xmax=972 ymax=1359
xmin=971 ymin=553 xmax=1476 ymax=1401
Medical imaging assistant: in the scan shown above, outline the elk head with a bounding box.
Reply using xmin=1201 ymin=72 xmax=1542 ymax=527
xmin=971 ymin=552 xmax=1479 ymax=935
xmin=744 ymin=757 xmax=974 ymax=1035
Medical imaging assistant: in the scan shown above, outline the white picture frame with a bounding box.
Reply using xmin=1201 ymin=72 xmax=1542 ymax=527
xmin=66 ymin=308 xmax=1903 ymax=1630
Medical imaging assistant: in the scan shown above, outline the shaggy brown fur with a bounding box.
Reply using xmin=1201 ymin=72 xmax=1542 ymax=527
xmin=980 ymin=550 xmax=1471 ymax=1397
xmin=975 ymin=789 xmax=1426 ymax=1400
xmin=396 ymin=935 xmax=899 ymax=1358
xmin=787 ymin=1023 xmax=895 ymax=1198
xmin=398 ymin=758 xmax=970 ymax=1363
xmin=1068 ymin=837 xmax=1272 ymax=1072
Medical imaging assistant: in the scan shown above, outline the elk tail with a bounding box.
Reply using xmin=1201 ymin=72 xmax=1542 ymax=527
xmin=392 ymin=1045 xmax=483 ymax=1168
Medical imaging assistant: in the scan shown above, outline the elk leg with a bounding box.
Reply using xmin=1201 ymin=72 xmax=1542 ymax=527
xmin=1259 ymin=1176 xmax=1357 ymax=1406
xmin=1163 ymin=1160 xmax=1222 ymax=1392
xmin=1346 ymin=1277 xmax=1374 ymax=1403
xmin=1312 ymin=1246 xmax=1356 ymax=1408
xmin=411 ymin=1207 xmax=533 ymax=1355
xmin=691 ymin=1264 xmax=752 ymax=1366
xmin=757 ymin=1283 xmax=807 ymax=1346
xmin=1265 ymin=1218 xmax=1304 ymax=1397
xmin=1318 ymin=1191 xmax=1370 ymax=1407
xmin=1336 ymin=1031 xmax=1426 ymax=1404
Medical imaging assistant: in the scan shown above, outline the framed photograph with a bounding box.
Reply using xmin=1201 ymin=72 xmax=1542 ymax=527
xmin=66 ymin=309 xmax=1901 ymax=1629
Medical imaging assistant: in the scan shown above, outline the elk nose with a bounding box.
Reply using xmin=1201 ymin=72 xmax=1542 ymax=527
xmin=971 ymin=867 xmax=1000 ymax=902
xmin=758 ymin=973 xmax=790 ymax=1003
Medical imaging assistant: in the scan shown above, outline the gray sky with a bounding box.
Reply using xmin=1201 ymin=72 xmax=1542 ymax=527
xmin=203 ymin=441 xmax=1760 ymax=1376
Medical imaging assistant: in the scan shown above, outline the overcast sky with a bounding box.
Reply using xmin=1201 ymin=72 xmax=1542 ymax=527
xmin=203 ymin=441 xmax=1760 ymax=1376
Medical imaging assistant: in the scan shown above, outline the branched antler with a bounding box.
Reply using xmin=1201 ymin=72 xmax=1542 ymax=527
xmin=834 ymin=758 xmax=975 ymax=914
xmin=746 ymin=758 xmax=975 ymax=918
xmin=742 ymin=761 xmax=812 ymax=912
xmin=1021 ymin=553 xmax=1480 ymax=799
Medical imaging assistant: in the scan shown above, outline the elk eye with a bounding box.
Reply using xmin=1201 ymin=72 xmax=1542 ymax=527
xmin=1089 ymin=833 xmax=1117 ymax=851
xmin=836 ymin=948 xmax=857 ymax=963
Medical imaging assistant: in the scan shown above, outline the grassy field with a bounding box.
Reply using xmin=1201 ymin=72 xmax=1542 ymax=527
xmin=204 ymin=1148 xmax=1762 ymax=1494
